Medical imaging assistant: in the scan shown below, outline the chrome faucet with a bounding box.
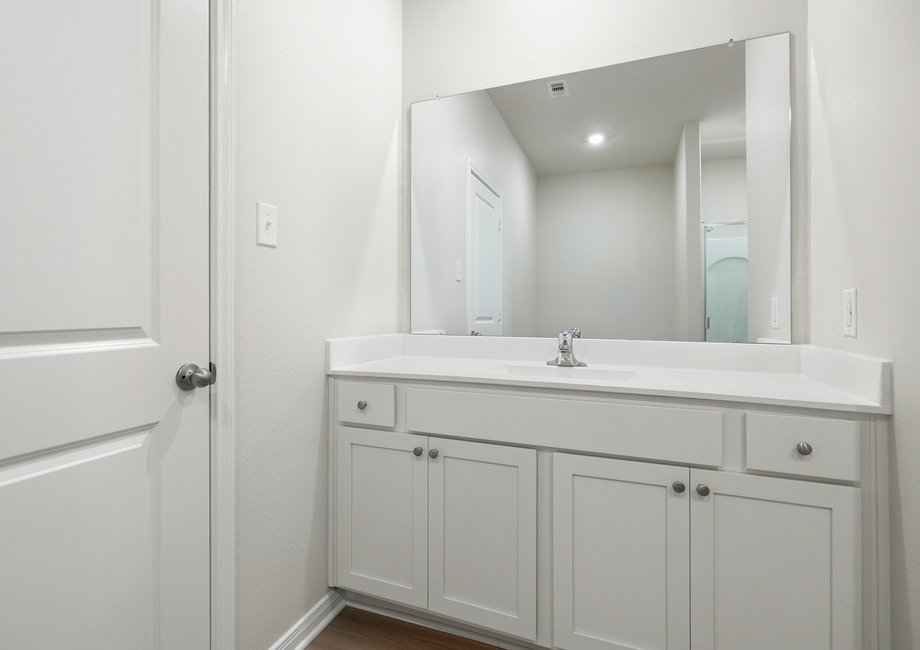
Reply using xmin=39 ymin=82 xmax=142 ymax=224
xmin=547 ymin=328 xmax=586 ymax=367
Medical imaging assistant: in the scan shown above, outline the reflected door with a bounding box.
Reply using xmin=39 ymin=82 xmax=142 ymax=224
xmin=0 ymin=1 xmax=210 ymax=648
xmin=467 ymin=169 xmax=503 ymax=335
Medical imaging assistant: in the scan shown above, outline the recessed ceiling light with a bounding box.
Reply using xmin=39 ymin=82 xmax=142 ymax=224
xmin=588 ymin=134 xmax=604 ymax=145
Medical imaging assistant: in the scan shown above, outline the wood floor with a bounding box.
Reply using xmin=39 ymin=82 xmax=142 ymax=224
xmin=310 ymin=606 xmax=500 ymax=650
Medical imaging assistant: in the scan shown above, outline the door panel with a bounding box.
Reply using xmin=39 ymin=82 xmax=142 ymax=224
xmin=467 ymin=171 xmax=502 ymax=335
xmin=690 ymin=469 xmax=860 ymax=650
xmin=429 ymin=438 xmax=536 ymax=641
xmin=553 ymin=453 xmax=690 ymax=650
xmin=0 ymin=1 xmax=210 ymax=648
xmin=335 ymin=427 xmax=429 ymax=608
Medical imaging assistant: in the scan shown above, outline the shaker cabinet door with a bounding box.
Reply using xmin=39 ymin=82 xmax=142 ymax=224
xmin=335 ymin=427 xmax=429 ymax=608
xmin=553 ymin=453 xmax=691 ymax=650
xmin=690 ymin=469 xmax=861 ymax=650
xmin=428 ymin=437 xmax=537 ymax=641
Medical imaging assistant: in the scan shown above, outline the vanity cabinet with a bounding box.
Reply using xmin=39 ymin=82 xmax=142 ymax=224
xmin=334 ymin=425 xmax=538 ymax=641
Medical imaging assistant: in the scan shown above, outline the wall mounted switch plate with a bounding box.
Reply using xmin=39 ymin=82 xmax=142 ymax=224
xmin=843 ymin=288 xmax=857 ymax=337
xmin=257 ymin=202 xmax=278 ymax=247
xmin=771 ymin=297 xmax=779 ymax=329
xmin=456 ymin=261 xmax=462 ymax=282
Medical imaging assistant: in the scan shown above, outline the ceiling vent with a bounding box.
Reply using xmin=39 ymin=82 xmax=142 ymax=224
xmin=546 ymin=80 xmax=569 ymax=98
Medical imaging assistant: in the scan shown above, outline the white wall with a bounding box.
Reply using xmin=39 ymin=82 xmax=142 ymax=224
xmin=410 ymin=91 xmax=538 ymax=336
xmin=746 ymin=34 xmax=792 ymax=343
xmin=233 ymin=2 xmax=401 ymax=649
xmin=808 ymin=0 xmax=920 ymax=645
xmin=536 ymin=165 xmax=675 ymax=340
xmin=401 ymin=0 xmax=808 ymax=342
xmin=702 ymin=157 xmax=747 ymax=223
xmin=673 ymin=123 xmax=705 ymax=341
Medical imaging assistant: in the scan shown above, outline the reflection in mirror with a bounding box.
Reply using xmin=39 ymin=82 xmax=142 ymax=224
xmin=411 ymin=33 xmax=791 ymax=343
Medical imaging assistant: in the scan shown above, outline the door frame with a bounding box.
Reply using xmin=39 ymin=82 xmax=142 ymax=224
xmin=465 ymin=159 xmax=503 ymax=336
xmin=210 ymin=0 xmax=236 ymax=648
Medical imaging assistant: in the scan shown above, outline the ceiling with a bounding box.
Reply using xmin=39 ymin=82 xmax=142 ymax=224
xmin=485 ymin=41 xmax=747 ymax=176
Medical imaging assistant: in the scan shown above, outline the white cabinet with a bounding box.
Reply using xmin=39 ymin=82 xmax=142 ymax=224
xmin=553 ymin=453 xmax=690 ymax=650
xmin=429 ymin=438 xmax=537 ymax=640
xmin=334 ymin=426 xmax=537 ymax=641
xmin=334 ymin=427 xmax=429 ymax=608
xmin=690 ymin=469 xmax=861 ymax=650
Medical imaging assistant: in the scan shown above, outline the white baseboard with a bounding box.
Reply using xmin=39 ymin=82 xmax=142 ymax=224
xmin=268 ymin=589 xmax=346 ymax=650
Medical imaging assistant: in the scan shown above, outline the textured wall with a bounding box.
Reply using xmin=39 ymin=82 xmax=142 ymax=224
xmin=808 ymin=0 xmax=920 ymax=645
xmin=401 ymin=0 xmax=808 ymax=342
xmin=233 ymin=1 xmax=401 ymax=648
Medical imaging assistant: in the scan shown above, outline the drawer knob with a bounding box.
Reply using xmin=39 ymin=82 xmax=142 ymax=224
xmin=357 ymin=401 xmax=367 ymax=411
xmin=796 ymin=442 xmax=813 ymax=456
xmin=413 ymin=447 xmax=423 ymax=457
xmin=672 ymin=481 xmax=686 ymax=494
xmin=696 ymin=484 xmax=711 ymax=497
xmin=429 ymin=449 xmax=439 ymax=459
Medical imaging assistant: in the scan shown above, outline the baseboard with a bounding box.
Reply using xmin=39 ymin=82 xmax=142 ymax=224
xmin=268 ymin=589 xmax=346 ymax=650
xmin=344 ymin=592 xmax=542 ymax=650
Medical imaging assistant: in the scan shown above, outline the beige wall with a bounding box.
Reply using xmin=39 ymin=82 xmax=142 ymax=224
xmin=536 ymin=165 xmax=675 ymax=340
xmin=808 ymin=0 xmax=920 ymax=645
xmin=401 ymin=0 xmax=808 ymax=342
xmin=233 ymin=1 xmax=401 ymax=648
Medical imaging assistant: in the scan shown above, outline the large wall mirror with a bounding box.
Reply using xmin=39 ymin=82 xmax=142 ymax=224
xmin=410 ymin=33 xmax=791 ymax=344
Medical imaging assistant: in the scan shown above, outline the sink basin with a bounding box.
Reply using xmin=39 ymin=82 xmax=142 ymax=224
xmin=491 ymin=364 xmax=638 ymax=383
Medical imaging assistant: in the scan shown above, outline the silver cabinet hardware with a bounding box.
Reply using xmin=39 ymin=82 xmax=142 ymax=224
xmin=357 ymin=401 xmax=367 ymax=410
xmin=429 ymin=449 xmax=439 ymax=459
xmin=696 ymin=484 xmax=711 ymax=497
xmin=796 ymin=442 xmax=813 ymax=456
xmin=176 ymin=363 xmax=214 ymax=391
xmin=672 ymin=481 xmax=686 ymax=494
xmin=413 ymin=447 xmax=423 ymax=457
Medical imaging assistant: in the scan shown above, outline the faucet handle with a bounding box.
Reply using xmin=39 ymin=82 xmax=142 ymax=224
xmin=570 ymin=328 xmax=581 ymax=338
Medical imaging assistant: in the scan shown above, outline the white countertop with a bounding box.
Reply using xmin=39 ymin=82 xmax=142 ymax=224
xmin=326 ymin=335 xmax=892 ymax=414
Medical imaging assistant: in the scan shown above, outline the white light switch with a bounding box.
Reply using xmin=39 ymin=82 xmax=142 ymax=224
xmin=456 ymin=261 xmax=462 ymax=282
xmin=771 ymin=297 xmax=779 ymax=329
xmin=843 ymin=288 xmax=857 ymax=337
xmin=257 ymin=202 xmax=278 ymax=247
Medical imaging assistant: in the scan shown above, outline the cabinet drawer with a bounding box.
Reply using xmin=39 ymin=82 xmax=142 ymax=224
xmin=746 ymin=413 xmax=860 ymax=482
xmin=337 ymin=381 xmax=396 ymax=428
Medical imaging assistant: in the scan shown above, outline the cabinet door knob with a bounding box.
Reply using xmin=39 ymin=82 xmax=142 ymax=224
xmin=672 ymin=481 xmax=686 ymax=494
xmin=429 ymin=449 xmax=439 ymax=459
xmin=357 ymin=401 xmax=367 ymax=410
xmin=796 ymin=442 xmax=813 ymax=456
xmin=696 ymin=484 xmax=710 ymax=497
xmin=413 ymin=447 xmax=423 ymax=457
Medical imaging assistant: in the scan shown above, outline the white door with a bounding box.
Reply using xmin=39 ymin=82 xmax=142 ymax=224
xmin=335 ymin=428 xmax=429 ymax=609
xmin=428 ymin=437 xmax=536 ymax=641
xmin=553 ymin=454 xmax=690 ymax=650
xmin=0 ymin=2 xmax=210 ymax=648
xmin=467 ymin=168 xmax=503 ymax=336
xmin=690 ymin=469 xmax=861 ymax=650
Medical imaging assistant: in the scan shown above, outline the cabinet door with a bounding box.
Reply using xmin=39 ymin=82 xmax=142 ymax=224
xmin=690 ymin=469 xmax=860 ymax=650
xmin=553 ymin=453 xmax=690 ymax=650
xmin=428 ymin=438 xmax=537 ymax=641
xmin=335 ymin=427 xmax=429 ymax=608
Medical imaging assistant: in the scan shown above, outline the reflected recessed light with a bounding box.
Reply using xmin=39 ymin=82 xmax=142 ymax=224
xmin=588 ymin=134 xmax=604 ymax=145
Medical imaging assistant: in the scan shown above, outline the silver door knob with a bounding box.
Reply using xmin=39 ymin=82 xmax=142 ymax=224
xmin=429 ymin=449 xmax=439 ymax=459
xmin=672 ymin=481 xmax=686 ymax=494
xmin=357 ymin=401 xmax=368 ymax=410
xmin=176 ymin=363 xmax=214 ymax=391
xmin=696 ymin=484 xmax=710 ymax=497
xmin=796 ymin=442 xmax=813 ymax=456
xmin=413 ymin=447 xmax=423 ymax=457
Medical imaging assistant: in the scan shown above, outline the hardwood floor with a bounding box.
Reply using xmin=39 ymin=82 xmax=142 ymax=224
xmin=310 ymin=606 xmax=500 ymax=650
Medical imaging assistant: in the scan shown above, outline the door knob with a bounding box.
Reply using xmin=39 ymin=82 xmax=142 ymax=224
xmin=696 ymin=484 xmax=711 ymax=497
xmin=672 ymin=481 xmax=686 ymax=494
xmin=176 ymin=363 xmax=214 ymax=391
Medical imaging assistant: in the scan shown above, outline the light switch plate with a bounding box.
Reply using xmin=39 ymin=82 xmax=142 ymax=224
xmin=843 ymin=288 xmax=857 ymax=337
xmin=257 ymin=202 xmax=278 ymax=247
xmin=456 ymin=261 xmax=462 ymax=282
